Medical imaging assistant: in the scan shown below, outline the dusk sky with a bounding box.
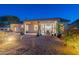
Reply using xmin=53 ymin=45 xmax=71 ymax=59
xmin=0 ymin=4 xmax=79 ymax=23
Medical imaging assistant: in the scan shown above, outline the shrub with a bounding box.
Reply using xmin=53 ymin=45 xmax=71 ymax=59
xmin=64 ymin=29 xmax=79 ymax=47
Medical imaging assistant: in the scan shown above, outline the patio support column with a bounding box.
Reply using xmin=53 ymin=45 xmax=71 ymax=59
xmin=52 ymin=24 xmax=53 ymax=35
xmin=38 ymin=21 xmax=40 ymax=35
xmin=44 ymin=24 xmax=45 ymax=35
xmin=24 ymin=23 xmax=26 ymax=34
xmin=55 ymin=21 xmax=57 ymax=36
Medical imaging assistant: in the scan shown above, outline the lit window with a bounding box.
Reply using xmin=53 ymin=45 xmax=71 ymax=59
xmin=60 ymin=24 xmax=64 ymax=31
xmin=34 ymin=25 xmax=38 ymax=31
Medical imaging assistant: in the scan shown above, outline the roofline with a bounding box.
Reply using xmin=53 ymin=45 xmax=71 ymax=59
xmin=24 ymin=18 xmax=69 ymax=22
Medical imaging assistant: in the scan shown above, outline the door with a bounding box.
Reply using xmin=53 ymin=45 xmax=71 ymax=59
xmin=45 ymin=24 xmax=52 ymax=35
xmin=40 ymin=23 xmax=52 ymax=35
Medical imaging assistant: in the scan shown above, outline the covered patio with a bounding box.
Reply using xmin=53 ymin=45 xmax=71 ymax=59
xmin=24 ymin=20 xmax=58 ymax=35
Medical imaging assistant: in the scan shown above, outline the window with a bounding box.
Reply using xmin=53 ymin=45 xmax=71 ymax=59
xmin=34 ymin=25 xmax=38 ymax=31
xmin=60 ymin=24 xmax=64 ymax=31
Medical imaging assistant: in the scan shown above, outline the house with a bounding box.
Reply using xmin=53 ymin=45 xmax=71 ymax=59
xmin=24 ymin=18 xmax=69 ymax=35
xmin=10 ymin=21 xmax=24 ymax=32
xmin=0 ymin=16 xmax=21 ymax=32
xmin=0 ymin=22 xmax=23 ymax=32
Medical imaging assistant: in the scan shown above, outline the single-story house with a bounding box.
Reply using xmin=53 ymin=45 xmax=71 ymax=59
xmin=24 ymin=18 xmax=69 ymax=35
xmin=10 ymin=21 xmax=24 ymax=32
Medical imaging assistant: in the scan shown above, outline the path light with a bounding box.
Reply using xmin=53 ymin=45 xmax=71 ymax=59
xmin=5 ymin=35 xmax=18 ymax=44
xmin=0 ymin=32 xmax=21 ymax=52
xmin=7 ymin=36 xmax=15 ymax=42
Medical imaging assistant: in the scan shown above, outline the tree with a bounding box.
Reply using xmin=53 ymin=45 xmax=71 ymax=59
xmin=0 ymin=16 xmax=20 ymax=23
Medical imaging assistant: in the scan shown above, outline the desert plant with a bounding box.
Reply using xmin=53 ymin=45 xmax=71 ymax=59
xmin=64 ymin=29 xmax=79 ymax=48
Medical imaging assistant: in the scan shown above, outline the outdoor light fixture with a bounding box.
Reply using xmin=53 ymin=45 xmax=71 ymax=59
xmin=6 ymin=35 xmax=17 ymax=43
xmin=7 ymin=36 xmax=15 ymax=42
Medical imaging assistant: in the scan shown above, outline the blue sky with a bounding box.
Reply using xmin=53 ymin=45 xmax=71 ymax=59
xmin=0 ymin=4 xmax=79 ymax=22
